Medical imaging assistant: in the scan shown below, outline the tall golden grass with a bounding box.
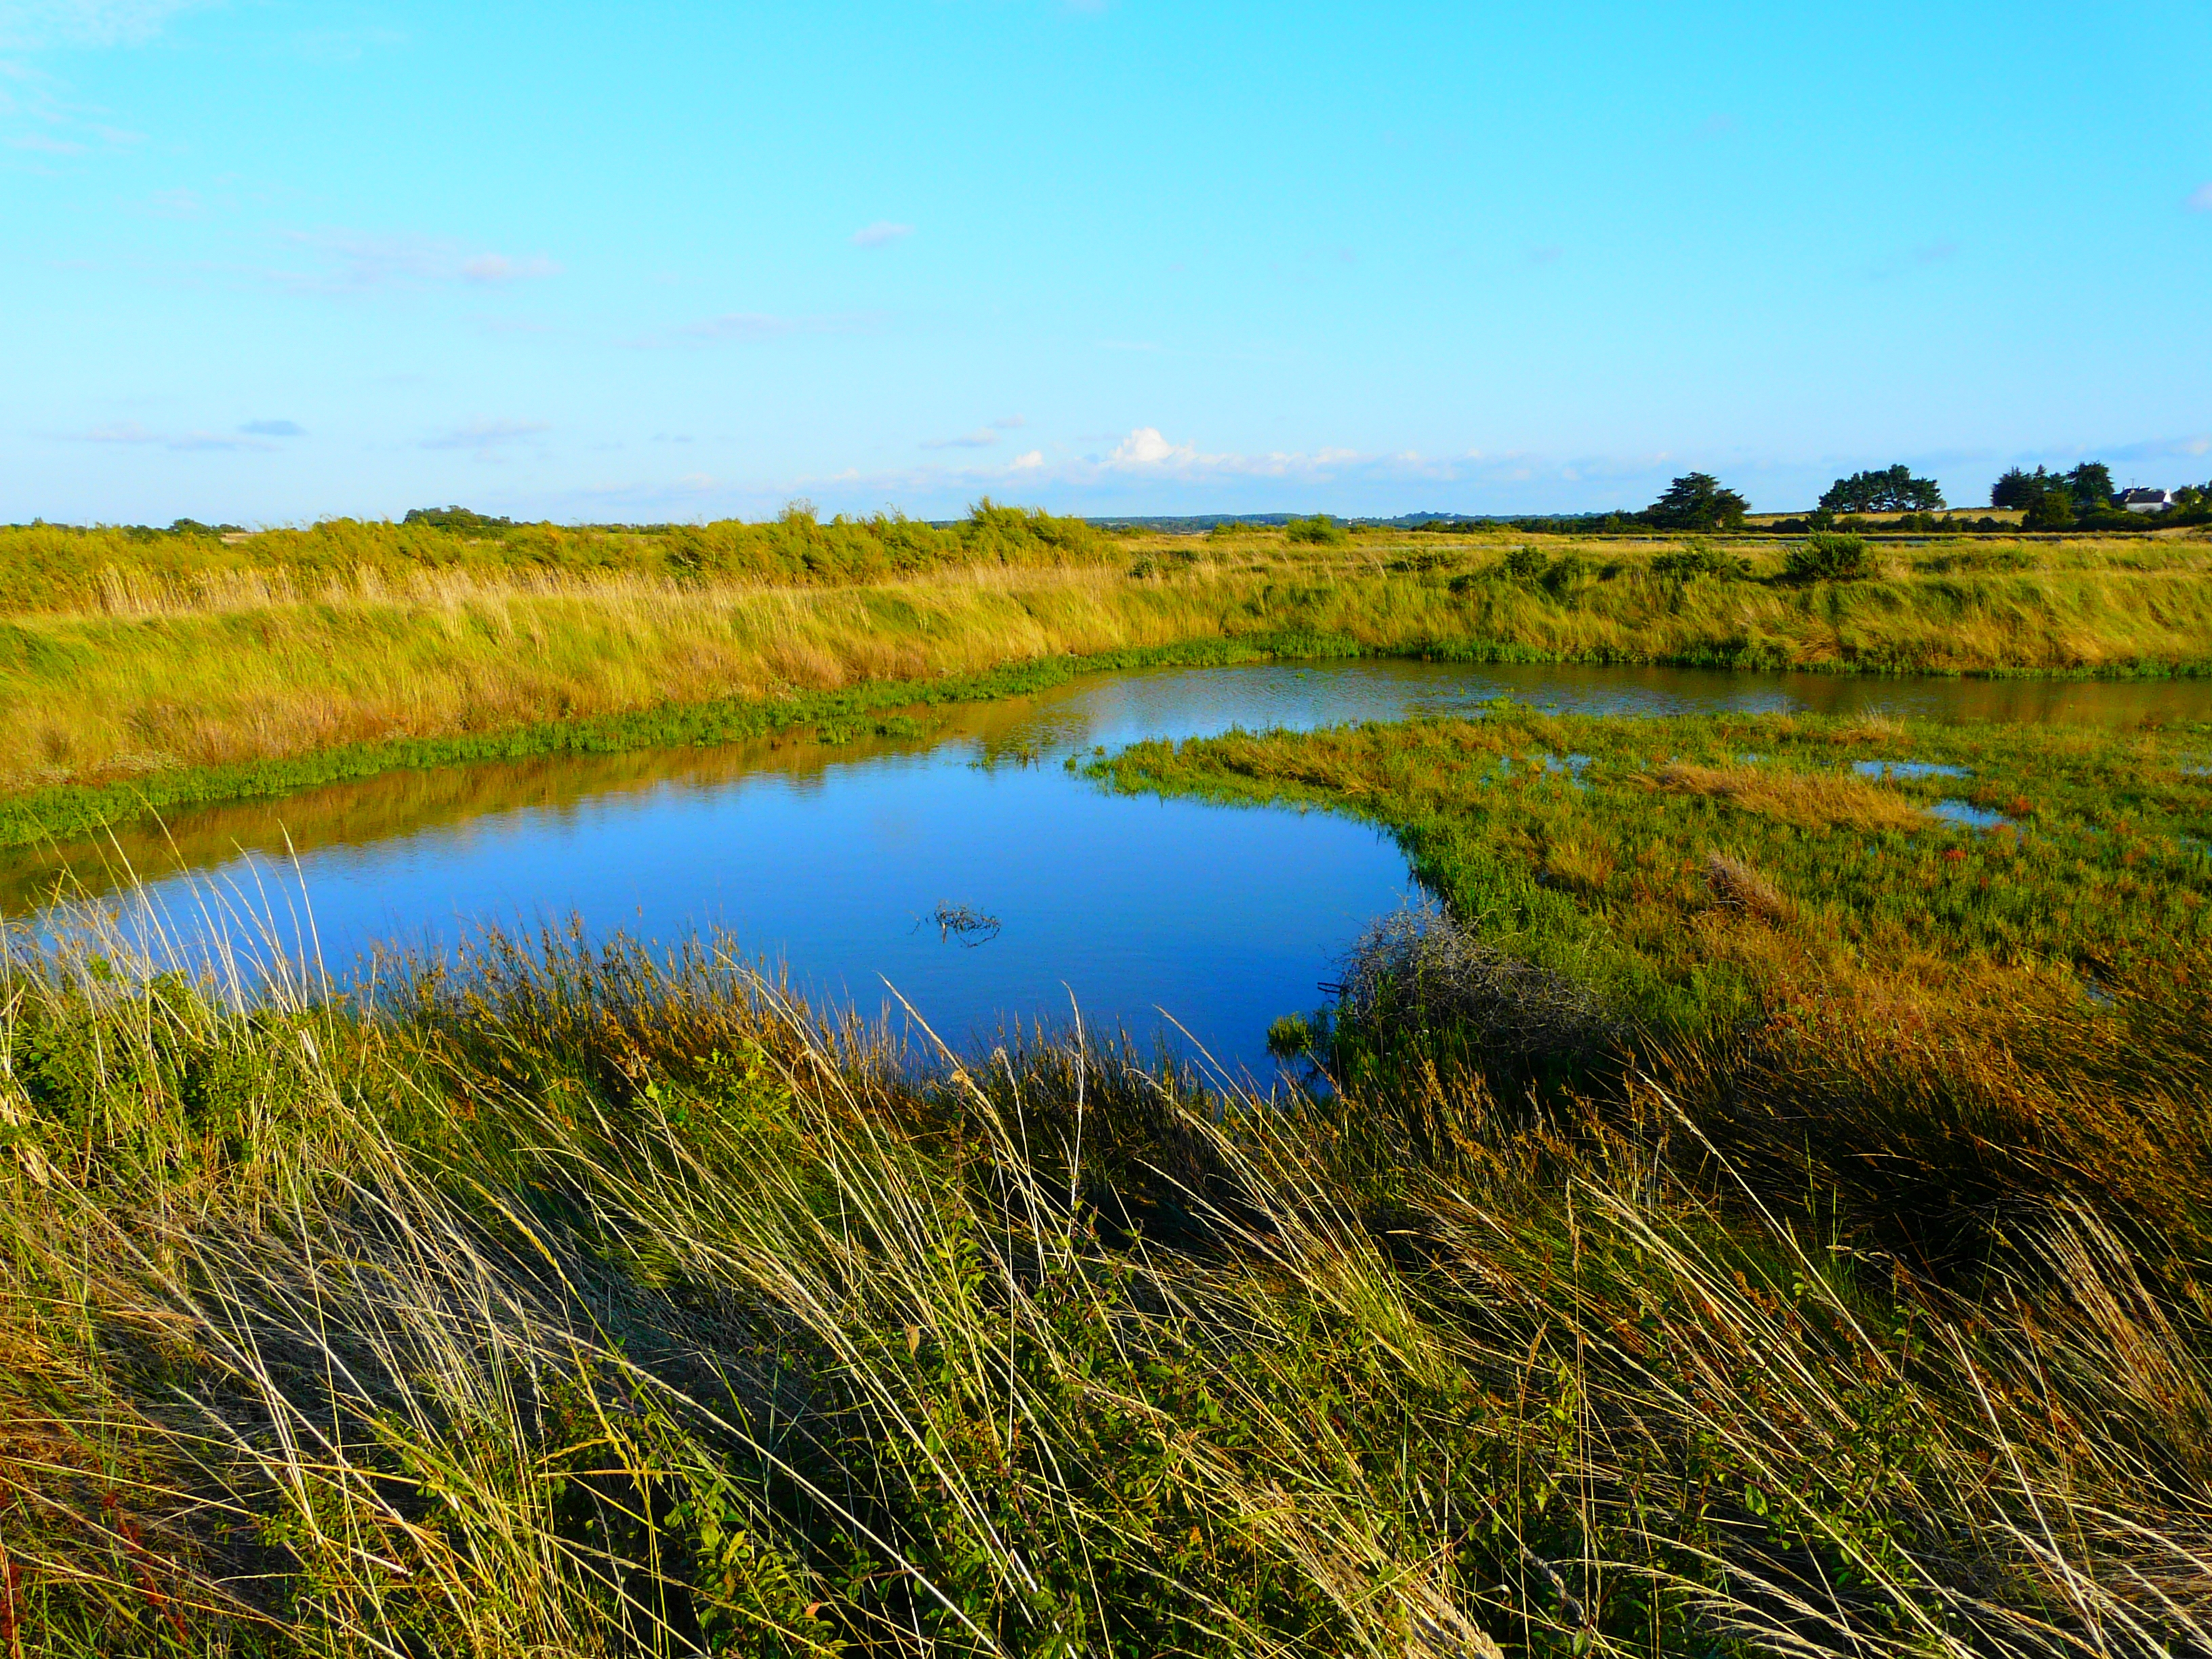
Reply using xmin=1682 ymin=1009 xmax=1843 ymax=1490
xmin=3 ymin=875 xmax=2211 ymax=1656
xmin=6 ymin=529 xmax=2212 ymax=798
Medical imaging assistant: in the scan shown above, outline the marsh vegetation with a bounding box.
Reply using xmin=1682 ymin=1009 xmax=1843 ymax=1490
xmin=5 ymin=511 xmax=2212 ymax=842
xmin=6 ymin=514 xmax=2212 ymax=1651
xmin=8 ymin=739 xmax=2212 ymax=1654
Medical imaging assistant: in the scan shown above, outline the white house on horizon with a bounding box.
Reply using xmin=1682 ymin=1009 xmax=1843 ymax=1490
xmin=2121 ymin=487 xmax=2175 ymax=514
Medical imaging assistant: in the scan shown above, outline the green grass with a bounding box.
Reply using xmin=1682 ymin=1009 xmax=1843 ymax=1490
xmin=5 ymin=863 xmax=2212 ymax=1655
xmin=9 ymin=510 xmax=2212 ymax=1654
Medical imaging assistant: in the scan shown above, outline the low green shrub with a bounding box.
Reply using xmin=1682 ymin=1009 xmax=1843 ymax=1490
xmin=1649 ymin=541 xmax=1751 ymax=581
xmin=1782 ymin=531 xmax=1872 ymax=582
xmin=1284 ymin=514 xmax=1348 ymax=546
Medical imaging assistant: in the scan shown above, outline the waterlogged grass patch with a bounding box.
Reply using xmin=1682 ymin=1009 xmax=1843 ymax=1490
xmin=1099 ymin=706 xmax=2212 ymax=1038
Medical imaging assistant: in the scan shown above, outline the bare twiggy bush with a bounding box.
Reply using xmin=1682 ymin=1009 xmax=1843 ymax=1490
xmin=1334 ymin=901 xmax=1620 ymax=1061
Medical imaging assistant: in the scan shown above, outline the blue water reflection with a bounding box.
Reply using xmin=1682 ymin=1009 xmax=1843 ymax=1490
xmin=23 ymin=657 xmax=2212 ymax=1078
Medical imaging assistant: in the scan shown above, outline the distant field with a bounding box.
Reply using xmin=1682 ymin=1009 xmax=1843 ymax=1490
xmin=3 ymin=510 xmax=2211 ymax=832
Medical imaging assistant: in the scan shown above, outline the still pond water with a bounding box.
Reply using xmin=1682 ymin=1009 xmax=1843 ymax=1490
xmin=16 ymin=660 xmax=2210 ymax=1079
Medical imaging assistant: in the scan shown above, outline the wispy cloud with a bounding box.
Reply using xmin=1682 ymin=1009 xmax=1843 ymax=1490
xmin=262 ymin=230 xmax=562 ymax=295
xmin=69 ymin=419 xmax=274 ymax=451
xmin=239 ymin=419 xmax=303 ymax=437
xmin=921 ymin=414 xmax=1025 ymax=449
xmin=2104 ymin=434 xmax=2212 ymax=462
xmin=1864 ymin=239 xmax=1961 ymax=281
xmin=291 ymin=25 xmax=407 ymax=64
xmin=2189 ymin=182 xmax=2212 ymax=213
xmin=138 ymin=184 xmax=201 ymax=216
xmin=0 ymin=57 xmax=140 ymax=158
xmin=0 ymin=0 xmax=204 ymax=50
xmin=421 ymin=418 xmax=550 ymax=459
xmin=460 ymin=251 xmax=559 ymax=282
xmin=850 ymin=220 xmax=914 ymax=247
xmin=626 ymin=310 xmax=883 ymax=349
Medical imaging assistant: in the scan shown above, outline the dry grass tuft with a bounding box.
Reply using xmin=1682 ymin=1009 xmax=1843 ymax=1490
xmin=1703 ymin=849 xmax=1791 ymax=920
xmin=1650 ymin=760 xmax=1926 ymax=832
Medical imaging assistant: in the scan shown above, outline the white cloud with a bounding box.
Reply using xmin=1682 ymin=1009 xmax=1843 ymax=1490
xmin=0 ymin=0 xmax=203 ymax=49
xmin=1105 ymin=427 xmax=1194 ymax=468
xmin=421 ymin=418 xmax=550 ymax=459
xmin=2189 ymin=182 xmax=2212 ymax=213
xmin=1008 ymin=449 xmax=1044 ymax=470
xmin=993 ymin=414 xmax=1027 ymax=429
xmin=851 ymin=220 xmax=914 ymax=247
xmin=1094 ymin=428 xmax=1385 ymax=480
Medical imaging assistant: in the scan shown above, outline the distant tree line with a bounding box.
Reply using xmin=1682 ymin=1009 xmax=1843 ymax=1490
xmin=1820 ymin=465 xmax=1943 ymax=514
xmin=1611 ymin=461 xmax=2212 ymax=535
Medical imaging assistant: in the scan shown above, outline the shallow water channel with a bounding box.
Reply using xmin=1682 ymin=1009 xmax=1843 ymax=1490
xmin=16 ymin=659 xmax=2212 ymax=1078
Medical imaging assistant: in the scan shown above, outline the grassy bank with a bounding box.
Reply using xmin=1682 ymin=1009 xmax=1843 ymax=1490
xmin=6 ymin=869 xmax=2212 ymax=1654
xmin=4 ymin=518 xmax=2211 ymax=828
xmin=0 ymin=502 xmax=1114 ymax=618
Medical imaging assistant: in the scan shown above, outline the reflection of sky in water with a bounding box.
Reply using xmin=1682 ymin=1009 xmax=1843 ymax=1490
xmin=1927 ymin=798 xmax=2013 ymax=830
xmin=1854 ymin=760 xmax=1971 ymax=780
xmin=26 ymin=657 xmax=2212 ymax=1077
xmin=54 ymin=754 xmax=1419 ymax=1082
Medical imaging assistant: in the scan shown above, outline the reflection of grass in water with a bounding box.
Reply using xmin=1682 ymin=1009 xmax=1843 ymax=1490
xmin=0 ymin=718 xmax=964 ymax=916
xmin=9 ymin=880 xmax=2212 ymax=1654
xmin=0 ymin=632 xmax=1330 ymax=853
xmin=917 ymin=901 xmax=1002 ymax=946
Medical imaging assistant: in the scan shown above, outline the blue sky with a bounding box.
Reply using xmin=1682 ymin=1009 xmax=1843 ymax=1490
xmin=4 ymin=0 xmax=2209 ymax=525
